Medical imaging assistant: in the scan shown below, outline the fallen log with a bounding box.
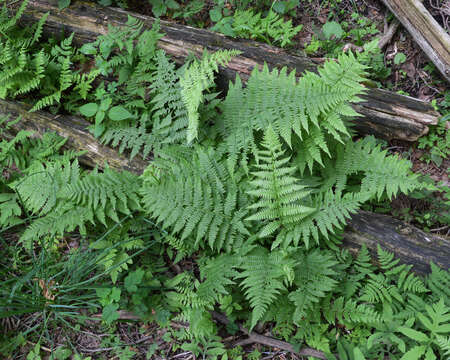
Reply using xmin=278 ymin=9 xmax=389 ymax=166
xmin=0 ymin=99 xmax=147 ymax=174
xmin=1 ymin=99 xmax=448 ymax=274
xmin=381 ymin=0 xmax=450 ymax=83
xmin=343 ymin=211 xmax=449 ymax=274
xmin=12 ymin=0 xmax=441 ymax=142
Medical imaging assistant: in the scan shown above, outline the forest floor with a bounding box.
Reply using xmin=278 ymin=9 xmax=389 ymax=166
xmin=1 ymin=0 xmax=449 ymax=359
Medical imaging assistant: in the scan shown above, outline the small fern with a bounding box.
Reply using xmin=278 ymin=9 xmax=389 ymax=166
xmin=236 ymin=246 xmax=294 ymax=329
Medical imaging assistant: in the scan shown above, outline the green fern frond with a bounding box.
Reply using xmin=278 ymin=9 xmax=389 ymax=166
xmin=246 ymin=126 xmax=315 ymax=244
xmin=322 ymin=296 xmax=381 ymax=326
xmin=30 ymin=91 xmax=61 ymax=112
xmin=236 ymin=247 xmax=293 ymax=329
xmin=0 ymin=192 xmax=22 ymax=227
xmin=427 ymin=262 xmax=450 ymax=306
xmin=59 ymin=167 xmax=141 ymax=226
xmin=31 ymin=12 xmax=49 ymax=45
xmin=20 ymin=204 xmax=90 ymax=249
xmin=219 ymin=53 xmax=366 ymax=170
xmin=141 ymin=146 xmax=249 ymax=252
xmin=360 ymin=273 xmax=403 ymax=305
xmin=320 ymin=136 xmax=423 ymax=200
xmin=196 ymin=254 xmax=241 ymax=307
xmin=436 ymin=334 xmax=450 ymax=357
xmin=377 ymin=245 xmax=428 ymax=294
xmin=12 ymin=160 xmax=79 ymax=216
xmin=278 ymin=190 xmax=362 ymax=248
xmin=180 ymin=49 xmax=240 ymax=143
xmin=288 ymin=250 xmax=338 ymax=324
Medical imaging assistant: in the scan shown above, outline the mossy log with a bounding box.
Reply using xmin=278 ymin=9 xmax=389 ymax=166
xmin=1 ymin=99 xmax=448 ymax=275
xmin=12 ymin=0 xmax=441 ymax=141
xmin=381 ymin=0 xmax=450 ymax=83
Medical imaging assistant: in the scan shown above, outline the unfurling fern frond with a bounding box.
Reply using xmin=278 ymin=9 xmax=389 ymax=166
xmin=141 ymin=146 xmax=249 ymax=252
xmin=180 ymin=49 xmax=240 ymax=143
xmin=236 ymin=246 xmax=294 ymax=329
xmin=218 ymin=52 xmax=366 ymax=170
xmin=246 ymin=126 xmax=315 ymax=247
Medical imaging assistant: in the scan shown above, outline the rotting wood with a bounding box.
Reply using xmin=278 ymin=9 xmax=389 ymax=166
xmin=12 ymin=0 xmax=441 ymax=141
xmin=0 ymin=99 xmax=147 ymax=174
xmin=343 ymin=211 xmax=450 ymax=274
xmin=1 ymin=99 xmax=448 ymax=275
xmin=381 ymin=0 xmax=450 ymax=83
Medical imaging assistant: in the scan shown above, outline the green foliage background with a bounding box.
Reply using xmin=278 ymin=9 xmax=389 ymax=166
xmin=0 ymin=2 xmax=449 ymax=359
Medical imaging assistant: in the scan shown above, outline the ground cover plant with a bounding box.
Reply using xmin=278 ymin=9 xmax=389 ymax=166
xmin=1 ymin=1 xmax=449 ymax=359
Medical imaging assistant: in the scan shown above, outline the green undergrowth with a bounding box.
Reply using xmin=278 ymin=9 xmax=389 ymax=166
xmin=1 ymin=2 xmax=450 ymax=359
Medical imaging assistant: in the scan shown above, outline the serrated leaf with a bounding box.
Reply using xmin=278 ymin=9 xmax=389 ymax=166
xmin=79 ymin=103 xmax=98 ymax=117
xmin=322 ymin=21 xmax=344 ymax=40
xmin=108 ymin=106 xmax=133 ymax=121
xmin=397 ymin=327 xmax=429 ymax=343
xmin=102 ymin=303 xmax=119 ymax=324
xmin=400 ymin=346 xmax=427 ymax=360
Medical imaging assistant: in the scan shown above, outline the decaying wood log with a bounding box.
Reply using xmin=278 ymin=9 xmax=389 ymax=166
xmin=382 ymin=0 xmax=450 ymax=83
xmin=1 ymin=99 xmax=448 ymax=274
xmin=0 ymin=99 xmax=147 ymax=173
xmin=12 ymin=0 xmax=441 ymax=142
xmin=343 ymin=211 xmax=449 ymax=274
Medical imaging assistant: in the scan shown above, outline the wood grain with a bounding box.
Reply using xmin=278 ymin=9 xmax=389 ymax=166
xmin=382 ymin=0 xmax=450 ymax=83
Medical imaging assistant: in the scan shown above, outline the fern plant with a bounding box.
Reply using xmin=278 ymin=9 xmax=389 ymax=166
xmin=10 ymin=159 xmax=141 ymax=248
xmin=180 ymin=49 xmax=240 ymax=143
xmin=246 ymin=126 xmax=315 ymax=245
xmin=218 ymin=53 xmax=367 ymax=172
xmin=0 ymin=2 xmax=94 ymax=111
xmin=140 ymin=145 xmax=250 ymax=252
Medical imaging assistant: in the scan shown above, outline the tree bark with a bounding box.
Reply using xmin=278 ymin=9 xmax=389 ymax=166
xmin=343 ymin=211 xmax=449 ymax=274
xmin=381 ymin=0 xmax=450 ymax=83
xmin=1 ymin=99 xmax=448 ymax=274
xmin=11 ymin=0 xmax=441 ymax=142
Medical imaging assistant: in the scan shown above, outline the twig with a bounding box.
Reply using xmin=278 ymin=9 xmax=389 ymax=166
xmin=430 ymin=225 xmax=449 ymax=232
xmin=211 ymin=311 xmax=330 ymax=360
xmin=378 ymin=19 xmax=400 ymax=49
